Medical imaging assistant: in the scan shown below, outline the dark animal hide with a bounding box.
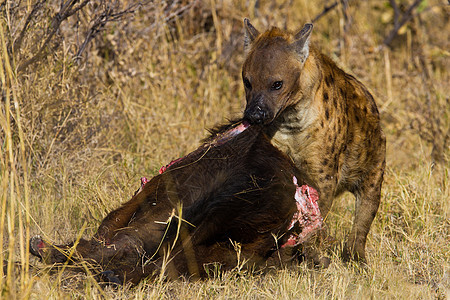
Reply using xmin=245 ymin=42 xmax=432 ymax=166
xmin=30 ymin=123 xmax=322 ymax=285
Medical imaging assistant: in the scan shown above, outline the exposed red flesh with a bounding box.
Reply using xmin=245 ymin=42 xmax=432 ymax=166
xmin=158 ymin=158 xmax=183 ymax=174
xmin=282 ymin=176 xmax=323 ymax=247
xmin=37 ymin=240 xmax=45 ymax=250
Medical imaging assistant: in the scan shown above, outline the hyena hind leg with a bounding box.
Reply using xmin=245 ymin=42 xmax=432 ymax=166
xmin=344 ymin=157 xmax=385 ymax=263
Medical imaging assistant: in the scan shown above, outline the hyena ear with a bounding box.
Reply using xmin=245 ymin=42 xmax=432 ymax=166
xmin=291 ymin=23 xmax=313 ymax=63
xmin=243 ymin=18 xmax=260 ymax=51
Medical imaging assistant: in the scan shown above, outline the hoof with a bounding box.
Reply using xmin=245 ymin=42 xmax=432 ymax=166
xmin=101 ymin=270 xmax=122 ymax=285
xmin=304 ymin=247 xmax=331 ymax=269
xmin=317 ymin=256 xmax=331 ymax=268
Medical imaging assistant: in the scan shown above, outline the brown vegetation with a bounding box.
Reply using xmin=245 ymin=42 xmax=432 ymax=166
xmin=1 ymin=0 xmax=448 ymax=298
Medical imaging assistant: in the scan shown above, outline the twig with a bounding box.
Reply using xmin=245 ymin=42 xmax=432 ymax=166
xmin=340 ymin=0 xmax=351 ymax=33
xmin=17 ymin=0 xmax=91 ymax=73
xmin=390 ymin=0 xmax=400 ymax=29
xmin=0 ymin=0 xmax=21 ymax=13
xmin=380 ymin=48 xmax=393 ymax=113
xmin=163 ymin=0 xmax=198 ymax=24
xmin=312 ymin=1 xmax=338 ymax=23
xmin=74 ymin=2 xmax=142 ymax=62
xmin=382 ymin=0 xmax=423 ymax=47
xmin=12 ymin=0 xmax=47 ymax=54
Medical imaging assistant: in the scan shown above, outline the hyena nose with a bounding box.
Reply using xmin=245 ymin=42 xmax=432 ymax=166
xmin=244 ymin=105 xmax=267 ymax=124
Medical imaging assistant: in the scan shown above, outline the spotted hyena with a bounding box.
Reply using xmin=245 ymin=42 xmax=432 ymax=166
xmin=241 ymin=19 xmax=386 ymax=262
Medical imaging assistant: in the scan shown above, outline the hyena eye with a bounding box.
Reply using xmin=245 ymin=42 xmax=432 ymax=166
xmin=271 ymin=81 xmax=283 ymax=90
xmin=243 ymin=77 xmax=252 ymax=90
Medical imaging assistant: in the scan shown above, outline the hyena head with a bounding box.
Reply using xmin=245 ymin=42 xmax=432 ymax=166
xmin=242 ymin=18 xmax=313 ymax=125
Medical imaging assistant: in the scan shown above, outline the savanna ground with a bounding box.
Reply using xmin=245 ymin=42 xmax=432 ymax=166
xmin=0 ymin=0 xmax=448 ymax=298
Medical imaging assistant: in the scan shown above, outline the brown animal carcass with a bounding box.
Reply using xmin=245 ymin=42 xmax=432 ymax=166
xmin=30 ymin=123 xmax=322 ymax=285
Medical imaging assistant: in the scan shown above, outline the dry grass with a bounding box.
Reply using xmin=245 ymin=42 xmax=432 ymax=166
xmin=1 ymin=0 xmax=448 ymax=298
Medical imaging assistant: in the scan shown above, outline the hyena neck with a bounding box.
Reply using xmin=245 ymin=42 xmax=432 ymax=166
xmin=266 ymin=105 xmax=316 ymax=138
xmin=265 ymin=50 xmax=323 ymax=138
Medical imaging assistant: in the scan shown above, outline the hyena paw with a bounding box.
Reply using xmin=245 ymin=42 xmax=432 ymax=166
xmin=342 ymin=244 xmax=367 ymax=264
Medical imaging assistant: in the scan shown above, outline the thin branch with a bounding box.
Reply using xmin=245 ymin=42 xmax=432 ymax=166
xmin=383 ymin=0 xmax=423 ymax=47
xmin=389 ymin=0 xmax=400 ymax=29
xmin=17 ymin=0 xmax=90 ymax=73
xmin=163 ymin=0 xmax=198 ymax=24
xmin=340 ymin=0 xmax=351 ymax=33
xmin=312 ymin=1 xmax=338 ymax=23
xmin=66 ymin=0 xmax=92 ymax=15
xmin=0 ymin=0 xmax=21 ymax=13
xmin=12 ymin=0 xmax=47 ymax=54
xmin=74 ymin=2 xmax=142 ymax=62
